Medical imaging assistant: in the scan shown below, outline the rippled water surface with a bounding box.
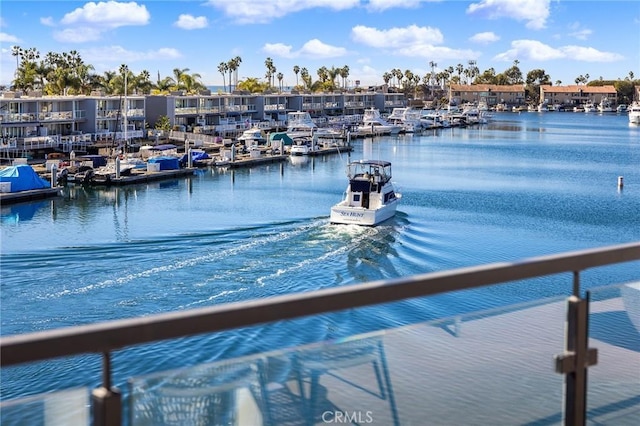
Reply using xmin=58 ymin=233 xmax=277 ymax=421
xmin=2 ymin=111 xmax=639 ymax=400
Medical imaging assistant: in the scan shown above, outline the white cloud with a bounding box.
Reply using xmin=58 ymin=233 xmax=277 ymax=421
xmin=81 ymin=45 xmax=182 ymax=63
xmin=51 ymin=2 xmax=150 ymax=43
xmin=560 ymin=46 xmax=623 ymax=62
xmin=54 ymin=27 xmax=103 ymax=43
xmin=494 ymin=39 xmax=624 ymax=62
xmin=0 ymin=32 xmax=21 ymax=43
xmin=205 ymin=0 xmax=359 ymax=24
xmin=350 ymin=24 xmax=477 ymax=61
xmin=299 ymin=39 xmax=348 ymax=58
xmin=568 ymin=29 xmax=592 ymax=41
xmin=174 ymin=14 xmax=208 ymax=30
xmin=366 ymin=0 xmax=436 ymax=12
xmin=61 ymin=1 xmax=150 ymax=28
xmin=567 ymin=23 xmax=592 ymax=41
xmin=262 ymin=39 xmax=347 ymax=59
xmin=263 ymin=43 xmax=294 ymax=58
xmin=351 ymin=25 xmax=443 ymax=48
xmin=469 ymin=31 xmax=500 ymax=44
xmin=467 ymin=0 xmax=550 ymax=30
xmin=40 ymin=17 xmax=55 ymax=27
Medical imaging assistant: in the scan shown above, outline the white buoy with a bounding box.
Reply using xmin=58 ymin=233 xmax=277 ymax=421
xmin=618 ymin=176 xmax=624 ymax=189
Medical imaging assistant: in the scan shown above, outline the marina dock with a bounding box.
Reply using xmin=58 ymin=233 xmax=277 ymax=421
xmin=0 ymin=187 xmax=61 ymax=205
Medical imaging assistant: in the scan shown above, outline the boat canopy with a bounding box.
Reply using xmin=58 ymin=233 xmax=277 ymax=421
xmin=269 ymin=132 xmax=294 ymax=145
xmin=346 ymin=160 xmax=392 ymax=183
xmin=0 ymin=165 xmax=50 ymax=192
xmin=148 ymin=144 xmax=178 ymax=152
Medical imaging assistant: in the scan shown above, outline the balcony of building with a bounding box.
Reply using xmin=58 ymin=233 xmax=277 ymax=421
xmin=1 ymin=242 xmax=639 ymax=425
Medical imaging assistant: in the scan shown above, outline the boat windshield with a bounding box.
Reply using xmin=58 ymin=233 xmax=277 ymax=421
xmin=347 ymin=161 xmax=391 ymax=184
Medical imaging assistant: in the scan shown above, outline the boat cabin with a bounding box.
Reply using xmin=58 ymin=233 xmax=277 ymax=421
xmin=346 ymin=160 xmax=395 ymax=209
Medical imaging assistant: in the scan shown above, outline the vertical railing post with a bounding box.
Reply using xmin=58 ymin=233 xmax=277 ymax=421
xmin=91 ymin=351 xmax=122 ymax=426
xmin=555 ymin=271 xmax=598 ymax=426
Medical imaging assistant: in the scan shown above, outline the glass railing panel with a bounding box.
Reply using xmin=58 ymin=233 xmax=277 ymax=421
xmin=0 ymin=387 xmax=89 ymax=426
xmin=586 ymin=282 xmax=640 ymax=425
xmin=128 ymin=295 xmax=568 ymax=426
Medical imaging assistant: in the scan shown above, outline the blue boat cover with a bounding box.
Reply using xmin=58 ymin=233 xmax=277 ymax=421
xmin=148 ymin=156 xmax=180 ymax=170
xmin=0 ymin=165 xmax=50 ymax=192
xmin=179 ymin=151 xmax=210 ymax=166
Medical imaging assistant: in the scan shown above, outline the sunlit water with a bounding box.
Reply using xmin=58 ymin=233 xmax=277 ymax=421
xmin=1 ymin=111 xmax=639 ymax=400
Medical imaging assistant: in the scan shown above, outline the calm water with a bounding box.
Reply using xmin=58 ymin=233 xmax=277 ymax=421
xmin=1 ymin=111 xmax=639 ymax=401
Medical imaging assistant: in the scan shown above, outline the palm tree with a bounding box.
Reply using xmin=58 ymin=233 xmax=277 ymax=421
xmin=264 ymin=57 xmax=275 ymax=87
xmin=154 ymin=76 xmax=174 ymax=94
xmin=339 ymin=65 xmax=349 ymax=89
xmin=233 ymin=56 xmax=242 ymax=87
xmin=293 ymin=65 xmax=300 ymax=87
xmin=456 ymin=63 xmax=464 ymax=83
xmin=383 ymin=72 xmax=392 ymax=86
xmin=136 ymin=70 xmax=152 ymax=94
xmin=300 ymin=67 xmax=310 ymax=90
xmin=227 ymin=56 xmax=241 ymax=92
xmin=277 ymin=72 xmax=284 ymax=92
xmin=393 ymin=68 xmax=403 ymax=87
xmin=317 ymin=66 xmax=328 ymax=83
xmin=218 ymin=62 xmax=228 ymax=92
xmin=182 ymin=73 xmax=204 ymax=93
xmin=173 ymin=68 xmax=188 ymax=91
xmin=11 ymin=46 xmax=22 ymax=79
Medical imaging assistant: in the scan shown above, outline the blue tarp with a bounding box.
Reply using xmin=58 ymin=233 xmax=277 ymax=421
xmin=179 ymin=151 xmax=210 ymax=167
xmin=0 ymin=165 xmax=50 ymax=192
xmin=148 ymin=156 xmax=180 ymax=170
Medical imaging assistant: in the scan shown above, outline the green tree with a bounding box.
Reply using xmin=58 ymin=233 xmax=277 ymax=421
xmin=155 ymin=115 xmax=171 ymax=132
xmin=237 ymin=77 xmax=269 ymax=93
xmin=293 ymin=65 xmax=300 ymax=87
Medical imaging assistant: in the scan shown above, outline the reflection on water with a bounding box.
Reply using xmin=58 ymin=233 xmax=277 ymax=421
xmin=1 ymin=200 xmax=49 ymax=224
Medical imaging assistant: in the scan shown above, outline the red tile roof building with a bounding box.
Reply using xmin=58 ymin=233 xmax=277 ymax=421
xmin=539 ymin=85 xmax=617 ymax=106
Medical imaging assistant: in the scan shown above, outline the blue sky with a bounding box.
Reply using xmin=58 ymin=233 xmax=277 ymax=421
xmin=1 ymin=0 xmax=639 ymax=88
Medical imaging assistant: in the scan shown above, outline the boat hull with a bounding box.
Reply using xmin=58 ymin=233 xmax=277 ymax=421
xmin=330 ymin=200 xmax=398 ymax=226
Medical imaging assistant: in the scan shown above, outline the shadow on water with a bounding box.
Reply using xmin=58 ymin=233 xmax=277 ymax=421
xmin=589 ymin=310 xmax=640 ymax=352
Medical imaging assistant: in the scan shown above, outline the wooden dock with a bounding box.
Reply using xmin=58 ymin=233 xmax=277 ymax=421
xmin=0 ymin=187 xmax=62 ymax=205
xmin=89 ymin=168 xmax=196 ymax=186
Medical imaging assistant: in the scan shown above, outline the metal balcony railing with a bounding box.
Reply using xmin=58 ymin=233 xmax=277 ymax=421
xmin=1 ymin=242 xmax=639 ymax=425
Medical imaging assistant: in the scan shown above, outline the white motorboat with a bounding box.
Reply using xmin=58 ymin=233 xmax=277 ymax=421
xmin=290 ymin=141 xmax=311 ymax=156
xmin=597 ymin=96 xmax=614 ymax=113
xmin=628 ymin=101 xmax=640 ymax=125
xmin=237 ymin=127 xmax=267 ymax=147
xmin=583 ymin=101 xmax=597 ymax=113
xmin=286 ymin=111 xmax=341 ymax=139
xmin=330 ymin=159 xmax=401 ymax=226
xmin=357 ymin=108 xmax=402 ymax=136
xmin=386 ymin=107 xmax=425 ymax=133
xmin=617 ymin=104 xmax=627 ymax=113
